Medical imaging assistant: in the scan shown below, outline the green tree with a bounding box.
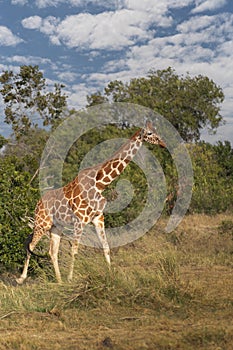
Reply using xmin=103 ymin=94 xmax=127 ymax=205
xmin=2 ymin=128 xmax=49 ymax=177
xmin=87 ymin=67 xmax=224 ymax=142
xmin=0 ymin=135 xmax=8 ymax=149
xmin=0 ymin=65 xmax=67 ymax=139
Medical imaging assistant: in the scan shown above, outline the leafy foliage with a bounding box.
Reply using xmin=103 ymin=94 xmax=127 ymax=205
xmin=0 ymin=156 xmax=39 ymax=270
xmin=189 ymin=142 xmax=233 ymax=213
xmin=87 ymin=67 xmax=224 ymax=142
xmin=3 ymin=128 xmax=49 ymax=177
xmin=0 ymin=65 xmax=67 ymax=139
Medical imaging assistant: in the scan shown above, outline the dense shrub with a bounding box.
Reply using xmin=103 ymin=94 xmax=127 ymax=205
xmin=0 ymin=156 xmax=39 ymax=270
xmin=189 ymin=143 xmax=233 ymax=214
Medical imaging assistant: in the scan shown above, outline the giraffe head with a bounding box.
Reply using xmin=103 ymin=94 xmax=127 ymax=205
xmin=141 ymin=120 xmax=166 ymax=148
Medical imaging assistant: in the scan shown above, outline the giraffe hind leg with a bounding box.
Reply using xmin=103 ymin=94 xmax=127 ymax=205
xmin=24 ymin=233 xmax=45 ymax=257
xmin=67 ymin=239 xmax=79 ymax=282
xmin=92 ymin=214 xmax=111 ymax=267
xmin=16 ymin=250 xmax=31 ymax=285
xmin=67 ymin=221 xmax=83 ymax=282
xmin=16 ymin=228 xmax=47 ymax=284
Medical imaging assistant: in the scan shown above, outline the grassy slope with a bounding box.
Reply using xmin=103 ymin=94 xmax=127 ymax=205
xmin=0 ymin=213 xmax=233 ymax=350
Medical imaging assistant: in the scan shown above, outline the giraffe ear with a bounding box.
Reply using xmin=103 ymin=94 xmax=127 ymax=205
xmin=145 ymin=119 xmax=157 ymax=132
xmin=145 ymin=120 xmax=153 ymax=129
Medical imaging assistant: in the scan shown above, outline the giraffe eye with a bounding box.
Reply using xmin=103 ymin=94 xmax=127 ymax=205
xmin=147 ymin=132 xmax=153 ymax=136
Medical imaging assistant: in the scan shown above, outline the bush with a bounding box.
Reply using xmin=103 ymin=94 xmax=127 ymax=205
xmin=188 ymin=143 xmax=233 ymax=214
xmin=0 ymin=156 xmax=39 ymax=270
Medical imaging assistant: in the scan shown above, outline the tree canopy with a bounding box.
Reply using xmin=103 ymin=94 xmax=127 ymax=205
xmin=0 ymin=65 xmax=67 ymax=139
xmin=87 ymin=67 xmax=224 ymax=142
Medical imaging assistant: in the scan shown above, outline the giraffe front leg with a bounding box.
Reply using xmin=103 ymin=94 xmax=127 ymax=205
xmin=92 ymin=214 xmax=111 ymax=267
xmin=49 ymin=232 xmax=62 ymax=283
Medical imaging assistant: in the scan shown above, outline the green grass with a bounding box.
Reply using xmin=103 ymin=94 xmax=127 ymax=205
xmin=0 ymin=213 xmax=233 ymax=350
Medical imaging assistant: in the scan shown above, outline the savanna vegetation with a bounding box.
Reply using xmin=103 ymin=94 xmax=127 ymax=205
xmin=0 ymin=214 xmax=233 ymax=349
xmin=0 ymin=65 xmax=233 ymax=349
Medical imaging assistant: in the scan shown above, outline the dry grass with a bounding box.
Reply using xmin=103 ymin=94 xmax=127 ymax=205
xmin=0 ymin=213 xmax=233 ymax=350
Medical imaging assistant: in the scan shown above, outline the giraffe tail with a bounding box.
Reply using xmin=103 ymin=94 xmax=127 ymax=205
xmin=25 ymin=233 xmax=47 ymax=258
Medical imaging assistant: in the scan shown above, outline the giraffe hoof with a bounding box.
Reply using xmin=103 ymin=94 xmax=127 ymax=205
xmin=16 ymin=277 xmax=26 ymax=285
xmin=67 ymin=276 xmax=73 ymax=283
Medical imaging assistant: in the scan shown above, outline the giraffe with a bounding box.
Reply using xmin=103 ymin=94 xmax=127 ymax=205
xmin=16 ymin=120 xmax=166 ymax=284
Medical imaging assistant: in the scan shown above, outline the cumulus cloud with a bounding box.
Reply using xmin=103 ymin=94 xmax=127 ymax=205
xmin=76 ymin=8 xmax=232 ymax=136
xmin=12 ymin=0 xmax=119 ymax=8
xmin=13 ymin=0 xmax=196 ymax=11
xmin=57 ymin=71 xmax=78 ymax=82
xmin=67 ymin=83 xmax=96 ymax=109
xmin=57 ymin=10 xmax=155 ymax=50
xmin=22 ymin=15 xmax=60 ymax=41
xmin=167 ymin=0 xmax=193 ymax=8
xmin=192 ymin=0 xmax=227 ymax=14
xmin=21 ymin=3 xmax=174 ymax=51
xmin=177 ymin=13 xmax=233 ymax=42
xmin=177 ymin=15 xmax=215 ymax=33
xmin=22 ymin=15 xmax=42 ymax=29
xmin=5 ymin=55 xmax=53 ymax=66
xmin=20 ymin=1 xmax=232 ymax=52
xmin=24 ymin=0 xmax=228 ymax=53
xmin=23 ymin=15 xmax=61 ymax=36
xmin=0 ymin=26 xmax=23 ymax=46
xmin=11 ymin=0 xmax=233 ymax=143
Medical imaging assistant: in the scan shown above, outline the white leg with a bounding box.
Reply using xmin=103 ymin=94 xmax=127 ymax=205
xmin=67 ymin=239 xmax=79 ymax=282
xmin=92 ymin=214 xmax=111 ymax=266
xmin=49 ymin=232 xmax=62 ymax=283
xmin=16 ymin=228 xmax=46 ymax=284
xmin=16 ymin=252 xmax=31 ymax=284
xmin=67 ymin=221 xmax=83 ymax=282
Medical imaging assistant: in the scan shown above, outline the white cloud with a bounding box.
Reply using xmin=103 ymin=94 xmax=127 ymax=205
xmin=219 ymin=40 xmax=233 ymax=56
xmin=13 ymin=0 xmax=119 ymax=8
xmin=35 ymin=0 xmax=63 ymax=7
xmin=22 ymin=15 xmax=60 ymax=40
xmin=11 ymin=0 xmax=28 ymax=4
xmin=40 ymin=16 xmax=60 ymax=35
xmin=67 ymin=83 xmax=96 ymax=109
xmin=21 ymin=4 xmax=173 ymax=51
xmin=5 ymin=55 xmax=53 ymax=66
xmin=23 ymin=1 xmax=225 ymax=53
xmin=57 ymin=10 xmax=153 ymax=50
xmin=0 ymin=26 xmax=23 ymax=46
xmin=177 ymin=13 xmax=233 ymax=45
xmin=73 ymin=8 xmax=233 ymax=143
xmin=15 ymin=0 xmax=195 ymax=12
xmin=192 ymin=0 xmax=227 ymax=14
xmin=11 ymin=0 xmax=63 ymax=6
xmin=177 ymin=15 xmax=215 ymax=33
xmin=167 ymin=0 xmax=193 ymax=8
xmin=22 ymin=16 xmax=42 ymax=29
xmin=57 ymin=71 xmax=78 ymax=82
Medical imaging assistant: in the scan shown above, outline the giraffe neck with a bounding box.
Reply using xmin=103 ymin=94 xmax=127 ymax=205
xmin=96 ymin=129 xmax=143 ymax=190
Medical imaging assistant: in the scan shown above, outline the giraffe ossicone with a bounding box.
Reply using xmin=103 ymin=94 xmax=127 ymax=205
xmin=16 ymin=120 xmax=166 ymax=284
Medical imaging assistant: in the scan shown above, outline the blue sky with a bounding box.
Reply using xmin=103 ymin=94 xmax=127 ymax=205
xmin=0 ymin=0 xmax=233 ymax=144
